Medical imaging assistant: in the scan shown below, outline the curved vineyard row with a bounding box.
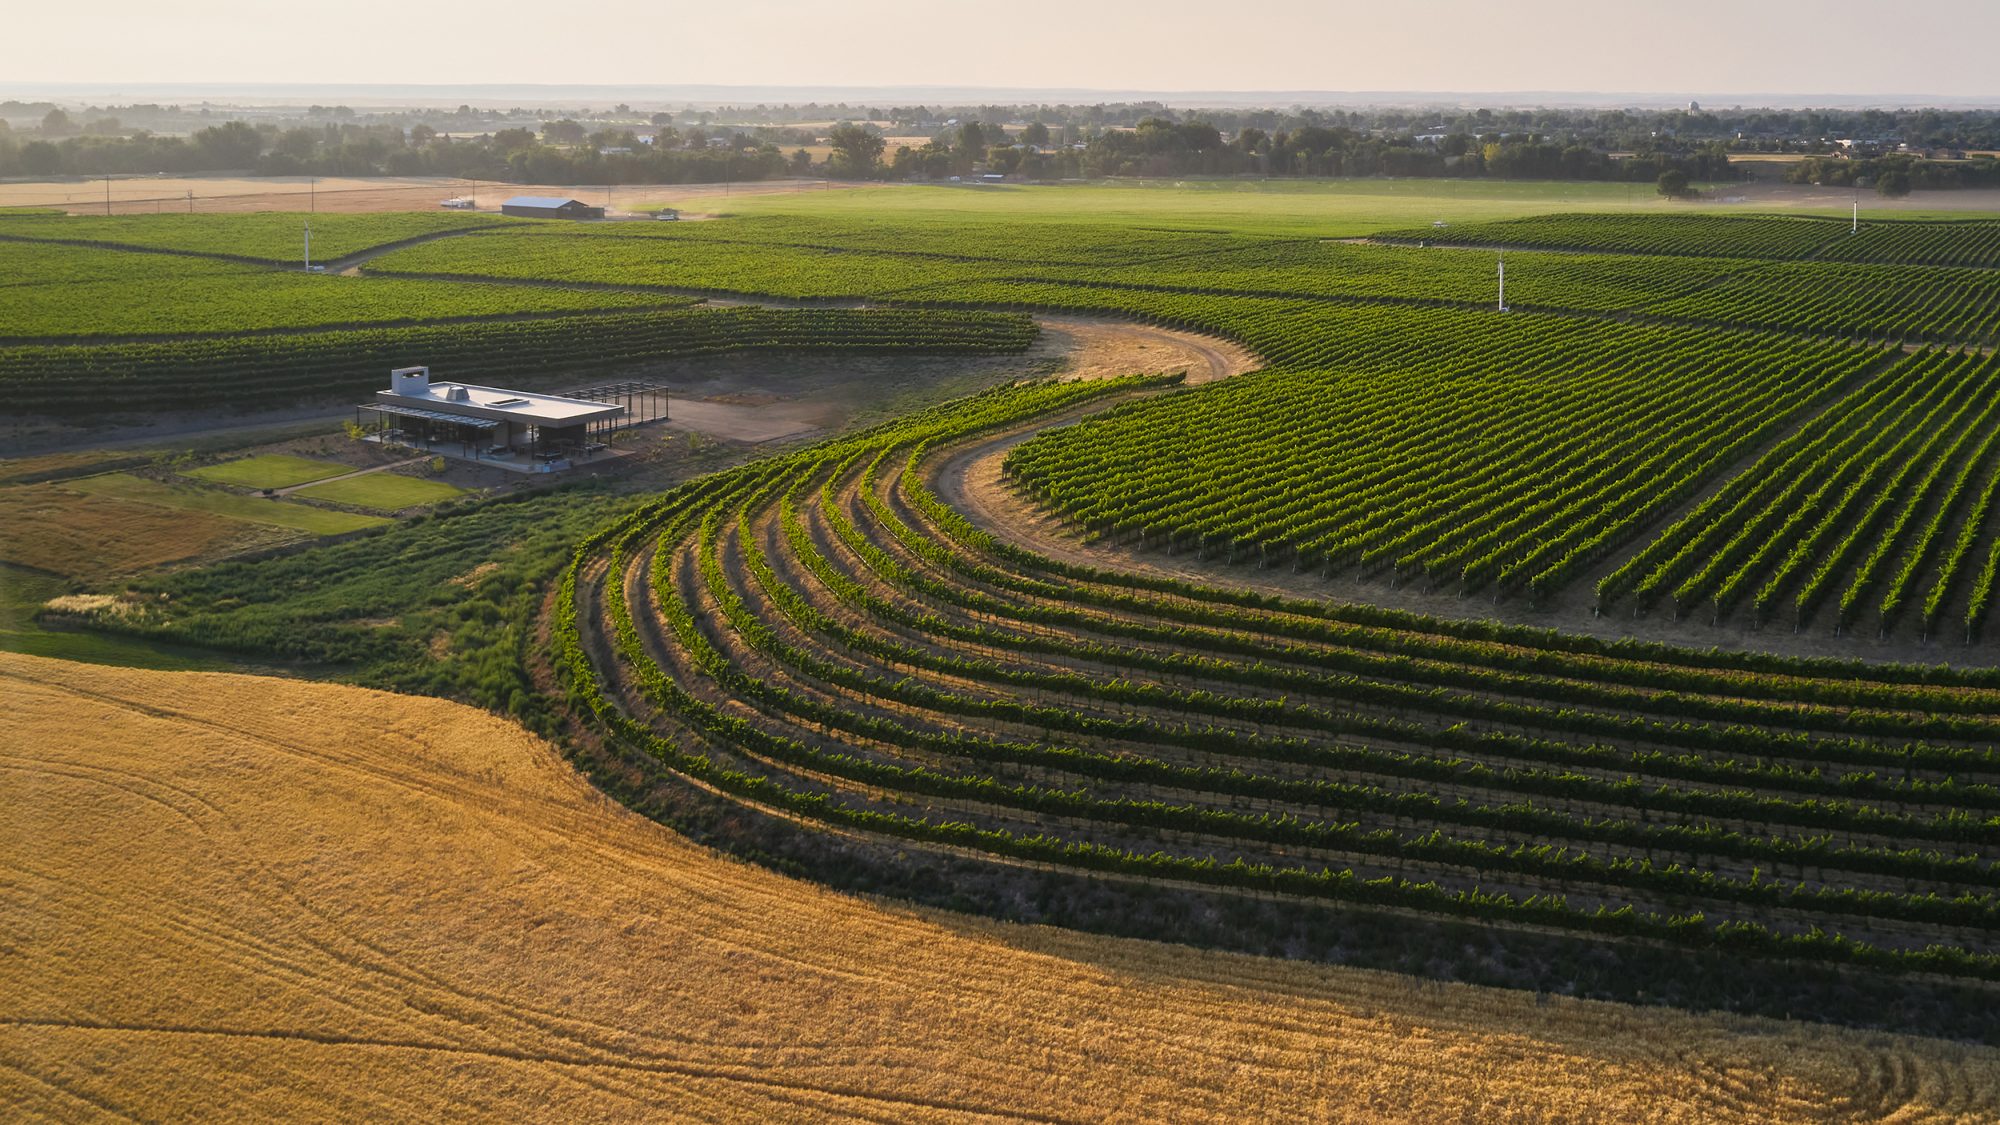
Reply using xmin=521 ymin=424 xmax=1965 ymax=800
xmin=553 ymin=378 xmax=2000 ymax=987
xmin=1601 ymin=347 xmax=2000 ymax=640
xmin=0 ymin=307 xmax=1039 ymax=415
xmin=1002 ymin=309 xmax=1882 ymax=600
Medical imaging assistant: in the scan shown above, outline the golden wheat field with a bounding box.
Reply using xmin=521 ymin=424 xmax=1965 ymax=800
xmin=3 ymin=651 xmax=1998 ymax=1122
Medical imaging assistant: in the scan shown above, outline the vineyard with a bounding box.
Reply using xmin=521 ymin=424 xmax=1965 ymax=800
xmin=1601 ymin=348 xmax=2000 ymax=640
xmin=18 ymin=207 xmax=2000 ymax=646
xmin=36 ymin=198 xmax=2000 ymax=1036
xmin=374 ymin=213 xmax=1755 ymax=314
xmin=1642 ymin=259 xmax=2000 ymax=342
xmin=0 ymin=210 xmax=510 ymax=263
xmin=0 ymin=307 xmax=1039 ymax=415
xmin=144 ymin=205 xmax=1995 ymax=650
xmin=368 ymin=213 xmax=2000 ymax=346
xmin=1006 ymin=311 xmax=1883 ymax=599
xmin=0 ymin=241 xmax=684 ymax=340
xmin=1376 ymin=212 xmax=2000 ymax=267
xmin=545 ymin=375 xmax=2000 ymax=1017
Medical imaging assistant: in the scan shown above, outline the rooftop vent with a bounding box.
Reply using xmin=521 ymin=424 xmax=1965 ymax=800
xmin=441 ymin=385 xmax=470 ymax=402
xmin=488 ymin=396 xmax=527 ymax=407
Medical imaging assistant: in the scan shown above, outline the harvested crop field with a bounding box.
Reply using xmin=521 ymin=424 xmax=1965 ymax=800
xmin=3 ymin=651 xmax=1998 ymax=1121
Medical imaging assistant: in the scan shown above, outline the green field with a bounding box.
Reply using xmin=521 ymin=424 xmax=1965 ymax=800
xmin=294 ymin=472 xmax=466 ymax=511
xmin=1376 ymin=211 xmax=2000 ymax=266
xmin=0 ymin=211 xmax=514 ymax=263
xmin=0 ymin=241 xmax=681 ymax=340
xmin=66 ymin=473 xmax=390 ymax=534
xmin=647 ymin=180 xmax=2000 ymax=234
xmin=185 ymin=453 xmax=352 ymax=489
xmin=643 ymin=180 xmax=1738 ymax=238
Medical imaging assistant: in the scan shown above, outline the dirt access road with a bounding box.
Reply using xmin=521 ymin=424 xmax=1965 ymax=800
xmin=659 ymin=315 xmax=1256 ymax=444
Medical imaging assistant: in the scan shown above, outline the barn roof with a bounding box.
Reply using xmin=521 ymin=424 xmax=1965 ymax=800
xmin=501 ymin=196 xmax=589 ymax=209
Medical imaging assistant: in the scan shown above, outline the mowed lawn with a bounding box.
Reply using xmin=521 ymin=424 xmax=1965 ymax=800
xmin=294 ymin=472 xmax=465 ymax=511
xmin=184 ymin=453 xmax=351 ymax=490
xmin=66 ymin=473 xmax=389 ymax=534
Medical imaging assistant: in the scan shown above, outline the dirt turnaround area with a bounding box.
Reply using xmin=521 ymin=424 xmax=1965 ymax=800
xmin=5 ymin=650 xmax=1998 ymax=1121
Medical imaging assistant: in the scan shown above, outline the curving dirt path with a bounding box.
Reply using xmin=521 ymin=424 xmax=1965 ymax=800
xmin=1026 ymin=315 xmax=1257 ymax=386
xmin=8 ymin=650 xmax=2000 ymax=1121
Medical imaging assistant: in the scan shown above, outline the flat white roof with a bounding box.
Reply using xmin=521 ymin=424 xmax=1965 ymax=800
xmin=374 ymin=381 xmax=625 ymax=427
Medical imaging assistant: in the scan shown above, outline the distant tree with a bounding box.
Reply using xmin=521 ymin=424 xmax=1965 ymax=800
xmin=1656 ymin=169 xmax=1693 ymax=199
xmin=40 ymin=108 xmax=73 ymax=135
xmin=790 ymin=148 xmax=813 ymax=173
xmin=650 ymin=112 xmax=674 ymax=127
xmin=957 ymin=119 xmax=987 ymax=162
xmin=1877 ymin=169 xmax=1913 ymax=198
xmin=491 ymin=127 xmax=538 ymax=154
xmin=1175 ymin=120 xmax=1222 ymax=152
xmin=541 ymin=119 xmax=586 ymax=146
xmin=273 ymin=127 xmax=319 ymax=160
xmin=826 ymin=123 xmax=885 ymax=178
xmin=192 ymin=121 xmax=263 ymax=168
xmin=18 ymin=140 xmax=60 ymax=175
xmin=1021 ymin=121 xmax=1050 ymax=146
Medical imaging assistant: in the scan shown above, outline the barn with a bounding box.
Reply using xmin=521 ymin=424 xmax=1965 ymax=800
xmin=499 ymin=195 xmax=606 ymax=219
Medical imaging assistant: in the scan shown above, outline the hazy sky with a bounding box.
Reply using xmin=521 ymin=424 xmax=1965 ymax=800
xmin=8 ymin=0 xmax=1998 ymax=98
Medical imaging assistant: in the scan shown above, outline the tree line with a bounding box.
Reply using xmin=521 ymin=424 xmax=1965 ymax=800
xmin=828 ymin=117 xmax=1740 ymax=185
xmin=0 ymin=119 xmax=791 ymax=185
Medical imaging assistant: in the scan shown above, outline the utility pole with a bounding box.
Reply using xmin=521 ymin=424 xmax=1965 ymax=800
xmin=187 ymin=190 xmax=194 ymax=213
xmin=1497 ymin=253 xmax=1508 ymax=312
xmin=310 ymin=177 xmax=316 ymax=214
xmin=303 ymin=220 xmax=312 ymax=272
xmin=104 ymin=175 xmax=112 ymax=216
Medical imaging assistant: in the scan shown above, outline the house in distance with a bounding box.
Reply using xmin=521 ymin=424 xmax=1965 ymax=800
xmin=499 ymin=195 xmax=606 ymax=219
